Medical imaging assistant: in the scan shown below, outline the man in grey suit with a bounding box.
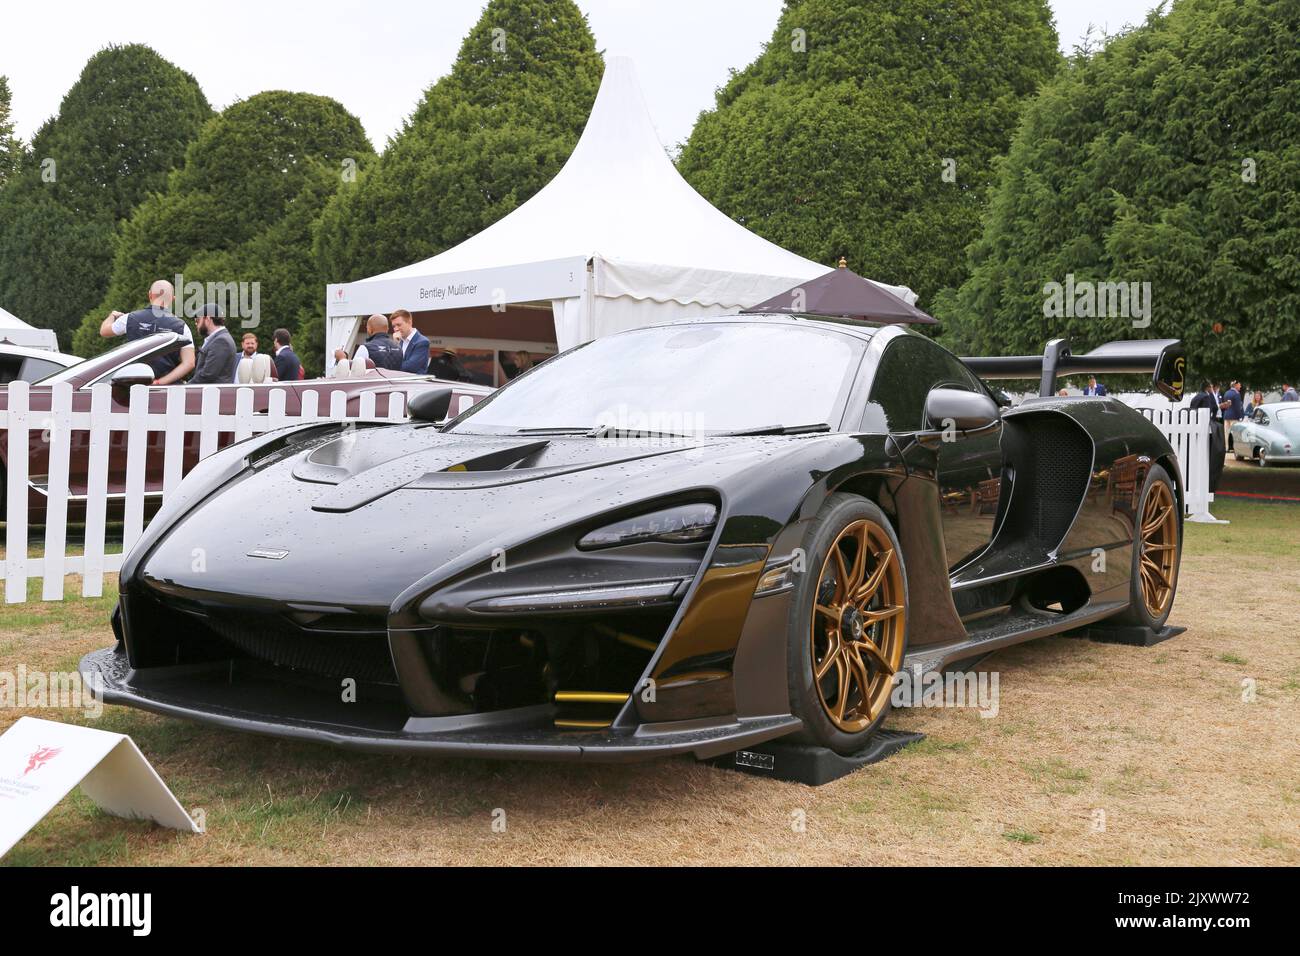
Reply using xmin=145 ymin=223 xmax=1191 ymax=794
xmin=190 ymin=303 xmax=239 ymax=385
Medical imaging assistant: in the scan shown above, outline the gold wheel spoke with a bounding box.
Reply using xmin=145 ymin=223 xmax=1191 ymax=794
xmin=1141 ymin=559 xmax=1170 ymax=591
xmin=847 ymin=649 xmax=873 ymax=722
xmin=833 ymin=655 xmax=849 ymax=722
xmin=854 ymin=548 xmax=894 ymax=604
xmin=833 ymin=548 xmax=850 ymax=602
xmin=1142 ymin=505 xmax=1172 ymax=536
xmin=848 ymin=523 xmax=869 ymax=592
xmin=863 ymin=604 xmax=903 ymax=626
xmin=815 ymin=603 xmax=839 ymax=622
xmin=854 ymin=639 xmax=896 ymax=675
xmin=815 ymin=652 xmax=836 ymax=681
xmin=815 ymin=631 xmax=841 ymax=680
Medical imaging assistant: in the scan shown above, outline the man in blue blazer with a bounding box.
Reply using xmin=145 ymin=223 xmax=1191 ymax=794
xmin=1083 ymin=375 xmax=1108 ymax=396
xmin=391 ymin=309 xmax=430 ymax=374
xmin=272 ymin=328 xmax=303 ymax=380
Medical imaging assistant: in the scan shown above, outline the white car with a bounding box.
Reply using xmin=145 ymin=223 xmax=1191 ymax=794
xmin=0 ymin=341 xmax=83 ymax=385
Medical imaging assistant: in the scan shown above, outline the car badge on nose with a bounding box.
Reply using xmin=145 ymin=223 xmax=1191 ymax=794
xmin=247 ymin=548 xmax=290 ymax=560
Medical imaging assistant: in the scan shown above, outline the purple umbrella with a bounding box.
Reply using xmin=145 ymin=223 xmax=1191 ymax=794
xmin=745 ymin=262 xmax=937 ymax=325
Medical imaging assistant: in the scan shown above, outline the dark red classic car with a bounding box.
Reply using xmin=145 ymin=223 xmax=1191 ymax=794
xmin=1 ymin=332 xmax=491 ymax=523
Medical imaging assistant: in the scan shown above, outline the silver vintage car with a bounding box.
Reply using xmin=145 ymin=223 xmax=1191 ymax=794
xmin=1230 ymin=403 xmax=1300 ymax=466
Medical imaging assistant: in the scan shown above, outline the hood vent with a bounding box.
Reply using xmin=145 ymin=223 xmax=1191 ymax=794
xmin=305 ymin=439 xmax=550 ymax=513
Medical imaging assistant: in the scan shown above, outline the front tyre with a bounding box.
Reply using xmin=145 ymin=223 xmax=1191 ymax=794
xmin=786 ymin=494 xmax=908 ymax=755
xmin=1117 ymin=464 xmax=1182 ymax=629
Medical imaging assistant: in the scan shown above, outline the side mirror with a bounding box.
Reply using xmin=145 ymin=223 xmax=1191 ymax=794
xmin=110 ymin=363 xmax=155 ymax=399
xmin=407 ymin=387 xmax=454 ymax=423
xmin=924 ymin=387 xmax=1000 ymax=432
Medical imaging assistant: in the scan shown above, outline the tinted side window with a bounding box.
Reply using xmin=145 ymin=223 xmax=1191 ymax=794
xmin=20 ymin=358 xmax=63 ymax=382
xmin=866 ymin=335 xmax=981 ymax=431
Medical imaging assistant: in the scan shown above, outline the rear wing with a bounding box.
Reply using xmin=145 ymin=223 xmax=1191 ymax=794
xmin=962 ymin=337 xmax=1186 ymax=401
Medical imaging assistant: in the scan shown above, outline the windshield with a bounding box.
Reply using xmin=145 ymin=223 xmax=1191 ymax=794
xmin=447 ymin=322 xmax=865 ymax=435
xmin=1275 ymin=407 xmax=1300 ymax=424
xmin=35 ymin=332 xmax=180 ymax=386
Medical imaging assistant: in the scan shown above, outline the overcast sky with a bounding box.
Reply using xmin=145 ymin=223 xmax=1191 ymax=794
xmin=2 ymin=0 xmax=1163 ymax=152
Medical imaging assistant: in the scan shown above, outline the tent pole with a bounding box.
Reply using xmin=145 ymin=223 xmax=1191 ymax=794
xmin=325 ymin=314 xmax=362 ymax=374
xmin=583 ymin=257 xmax=596 ymax=345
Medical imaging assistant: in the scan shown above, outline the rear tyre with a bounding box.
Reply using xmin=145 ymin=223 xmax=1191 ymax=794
xmin=1116 ymin=464 xmax=1181 ymax=629
xmin=786 ymin=494 xmax=908 ymax=755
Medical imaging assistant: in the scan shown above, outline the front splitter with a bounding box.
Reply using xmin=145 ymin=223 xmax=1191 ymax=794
xmin=79 ymin=646 xmax=799 ymax=763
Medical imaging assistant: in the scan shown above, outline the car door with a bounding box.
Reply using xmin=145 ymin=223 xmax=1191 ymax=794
xmin=865 ymin=333 xmax=1004 ymax=571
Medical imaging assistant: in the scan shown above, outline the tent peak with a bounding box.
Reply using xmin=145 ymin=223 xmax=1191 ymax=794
xmin=363 ymin=55 xmax=841 ymax=286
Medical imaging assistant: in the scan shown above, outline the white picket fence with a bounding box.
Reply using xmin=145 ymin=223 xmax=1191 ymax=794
xmin=0 ymin=385 xmax=1224 ymax=605
xmin=1137 ymin=405 xmax=1222 ymax=523
xmin=2 ymin=381 xmax=406 ymax=604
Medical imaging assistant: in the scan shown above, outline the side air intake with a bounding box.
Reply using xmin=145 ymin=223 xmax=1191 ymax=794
xmin=997 ymin=413 xmax=1092 ymax=556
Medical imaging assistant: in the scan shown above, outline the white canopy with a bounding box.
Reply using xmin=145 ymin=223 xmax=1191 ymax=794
xmin=0 ymin=305 xmax=58 ymax=351
xmin=325 ymin=57 xmax=915 ymax=360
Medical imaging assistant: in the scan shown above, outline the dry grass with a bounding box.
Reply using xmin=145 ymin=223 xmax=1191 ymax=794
xmin=1 ymin=487 xmax=1297 ymax=866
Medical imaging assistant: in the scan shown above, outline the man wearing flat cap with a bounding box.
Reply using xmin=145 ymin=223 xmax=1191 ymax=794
xmin=190 ymin=303 xmax=240 ymax=385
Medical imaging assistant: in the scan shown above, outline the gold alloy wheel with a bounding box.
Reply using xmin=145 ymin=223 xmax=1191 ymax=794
xmin=1138 ymin=480 xmax=1179 ymax=617
xmin=810 ymin=519 xmax=906 ymax=733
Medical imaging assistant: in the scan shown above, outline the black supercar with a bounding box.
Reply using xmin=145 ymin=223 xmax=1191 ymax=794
xmin=82 ymin=316 xmax=1188 ymax=761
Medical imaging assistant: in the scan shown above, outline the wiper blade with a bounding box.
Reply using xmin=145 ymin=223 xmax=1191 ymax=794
xmin=513 ymin=427 xmax=590 ymax=435
xmin=584 ymin=426 xmax=693 ymax=439
xmin=714 ymin=423 xmax=832 ymax=436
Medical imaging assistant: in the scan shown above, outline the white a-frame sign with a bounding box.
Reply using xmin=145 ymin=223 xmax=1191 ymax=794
xmin=0 ymin=717 xmax=198 ymax=858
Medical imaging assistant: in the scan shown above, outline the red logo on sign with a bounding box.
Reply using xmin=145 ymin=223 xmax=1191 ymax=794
xmin=22 ymin=746 xmax=62 ymax=776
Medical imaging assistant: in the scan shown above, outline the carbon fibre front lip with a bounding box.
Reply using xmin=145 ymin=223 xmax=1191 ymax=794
xmin=79 ymin=646 xmax=799 ymax=762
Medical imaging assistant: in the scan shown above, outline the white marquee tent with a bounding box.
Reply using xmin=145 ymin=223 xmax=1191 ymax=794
xmin=324 ymin=57 xmax=915 ymax=364
xmin=0 ymin=305 xmax=58 ymax=351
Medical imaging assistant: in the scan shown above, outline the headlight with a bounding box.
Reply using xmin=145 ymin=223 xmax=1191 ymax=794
xmin=467 ymin=579 xmax=686 ymax=613
xmin=577 ymin=503 xmax=718 ymax=550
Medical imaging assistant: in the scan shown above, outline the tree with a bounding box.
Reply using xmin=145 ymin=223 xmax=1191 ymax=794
xmin=0 ymin=76 xmax=20 ymax=189
xmin=0 ymin=46 xmax=210 ymax=347
xmin=72 ymin=91 xmax=375 ymax=375
xmin=938 ymin=0 xmax=1300 ymax=385
xmin=314 ymin=0 xmax=604 ymax=284
xmin=677 ymin=0 xmax=1060 ymax=309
